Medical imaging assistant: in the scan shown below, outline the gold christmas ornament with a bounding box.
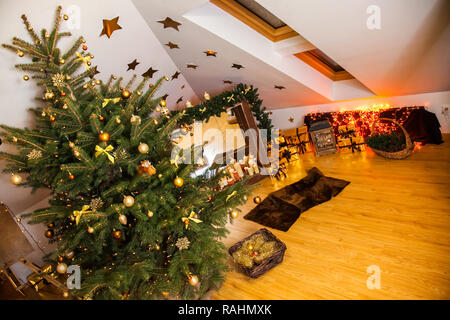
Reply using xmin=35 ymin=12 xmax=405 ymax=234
xmin=123 ymin=195 xmax=135 ymax=207
xmin=160 ymin=100 xmax=166 ymax=107
xmin=44 ymin=229 xmax=54 ymax=238
xmin=59 ymin=58 xmax=65 ymax=64
xmin=44 ymin=91 xmax=55 ymax=100
xmin=56 ymin=263 xmax=67 ymax=274
xmin=87 ymin=226 xmax=94 ymax=234
xmin=118 ymin=214 xmax=127 ymax=225
xmin=174 ymin=176 xmax=184 ymax=187
xmin=63 ymin=104 xmax=68 ymax=110
xmin=99 ymin=132 xmax=110 ymax=142
xmin=121 ymin=90 xmax=131 ymax=99
xmin=10 ymin=174 xmax=22 ymax=185
xmin=69 ymin=174 xmax=75 ymax=180
xmin=47 ymin=222 xmax=55 ymax=229
xmin=49 ymin=115 xmax=56 ymax=122
xmin=155 ymin=106 xmax=161 ymax=112
xmin=230 ymin=209 xmax=239 ymax=219
xmin=188 ymin=275 xmax=199 ymax=286
xmin=69 ymin=142 xmax=75 ymax=148
xmin=73 ymin=149 xmax=80 ymax=158
xmin=82 ymin=45 xmax=88 ymax=51
xmin=253 ymin=196 xmax=262 ymax=204
xmin=12 ymin=136 xmax=18 ymax=143
xmin=63 ymin=14 xmax=68 ymax=20
xmin=113 ymin=230 xmax=122 ymax=239
xmin=65 ymin=251 xmax=74 ymax=259
xmin=17 ymin=50 xmax=24 ymax=57
xmin=62 ymin=291 xmax=69 ymax=298
xmin=138 ymin=142 xmax=149 ymax=154
xmin=16 ymin=217 xmax=21 ymax=222
xmin=147 ymin=210 xmax=154 ymax=218
xmin=23 ymin=75 xmax=29 ymax=81
xmin=115 ymin=117 xmax=121 ymax=124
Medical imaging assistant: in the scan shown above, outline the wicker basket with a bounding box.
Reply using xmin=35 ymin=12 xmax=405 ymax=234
xmin=228 ymin=228 xmax=286 ymax=278
xmin=369 ymin=118 xmax=414 ymax=160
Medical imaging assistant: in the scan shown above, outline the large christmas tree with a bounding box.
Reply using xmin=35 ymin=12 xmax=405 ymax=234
xmin=0 ymin=6 xmax=248 ymax=299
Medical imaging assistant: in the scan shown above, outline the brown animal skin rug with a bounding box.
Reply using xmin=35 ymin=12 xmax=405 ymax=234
xmin=244 ymin=167 xmax=350 ymax=231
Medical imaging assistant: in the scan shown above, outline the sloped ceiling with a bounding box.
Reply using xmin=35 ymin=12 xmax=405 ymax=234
xmin=256 ymin=0 xmax=450 ymax=97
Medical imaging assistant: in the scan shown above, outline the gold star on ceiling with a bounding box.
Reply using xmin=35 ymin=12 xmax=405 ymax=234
xmin=204 ymin=50 xmax=217 ymax=57
xmin=127 ymin=59 xmax=140 ymax=71
xmin=231 ymin=63 xmax=244 ymax=70
xmin=288 ymin=117 xmax=294 ymax=123
xmin=89 ymin=66 xmax=100 ymax=79
xmin=157 ymin=17 xmax=182 ymax=31
xmin=171 ymin=71 xmax=181 ymax=80
xmin=141 ymin=67 xmax=158 ymax=78
xmin=165 ymin=41 xmax=179 ymax=49
xmin=100 ymin=16 xmax=122 ymax=38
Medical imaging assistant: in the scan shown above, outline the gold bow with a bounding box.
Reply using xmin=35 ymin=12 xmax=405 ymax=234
xmin=73 ymin=205 xmax=92 ymax=225
xmin=181 ymin=211 xmax=202 ymax=229
xmin=170 ymin=153 xmax=182 ymax=168
xmin=226 ymin=190 xmax=237 ymax=202
xmin=244 ymin=86 xmax=251 ymax=94
xmin=102 ymin=98 xmax=121 ymax=108
xmin=75 ymin=52 xmax=91 ymax=71
xmin=95 ymin=145 xmax=115 ymax=163
xmin=227 ymin=94 xmax=235 ymax=103
xmin=199 ymin=107 xmax=206 ymax=113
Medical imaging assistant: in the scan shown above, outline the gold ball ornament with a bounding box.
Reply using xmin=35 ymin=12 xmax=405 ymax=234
xmin=113 ymin=230 xmax=122 ymax=239
xmin=10 ymin=174 xmax=22 ymax=185
xmin=16 ymin=217 xmax=21 ymax=222
xmin=56 ymin=263 xmax=68 ymax=274
xmin=188 ymin=275 xmax=199 ymax=286
xmin=118 ymin=214 xmax=127 ymax=225
xmin=122 ymin=90 xmax=131 ymax=99
xmin=62 ymin=291 xmax=69 ymax=298
xmin=123 ymin=196 xmax=135 ymax=207
xmin=147 ymin=210 xmax=154 ymax=218
xmin=160 ymin=100 xmax=166 ymax=107
xmin=174 ymin=176 xmax=184 ymax=187
xmin=23 ymin=75 xmax=29 ymax=81
xmin=69 ymin=174 xmax=75 ymax=180
xmin=138 ymin=142 xmax=149 ymax=154
xmin=253 ymin=196 xmax=262 ymax=204
xmin=73 ymin=150 xmax=80 ymax=158
xmin=45 ymin=91 xmax=54 ymax=100
xmin=63 ymin=104 xmax=68 ymax=110
xmin=59 ymin=58 xmax=65 ymax=64
xmin=82 ymin=45 xmax=88 ymax=51
xmin=115 ymin=117 xmax=121 ymax=124
xmin=12 ymin=136 xmax=18 ymax=143
xmin=87 ymin=226 xmax=94 ymax=234
xmin=47 ymin=222 xmax=55 ymax=229
xmin=63 ymin=14 xmax=69 ymax=20
xmin=155 ymin=106 xmax=161 ymax=112
xmin=65 ymin=251 xmax=74 ymax=259
xmin=230 ymin=209 xmax=239 ymax=219
xmin=69 ymin=142 xmax=75 ymax=148
xmin=17 ymin=50 xmax=24 ymax=57
xmin=99 ymin=132 xmax=110 ymax=142
xmin=49 ymin=115 xmax=56 ymax=122
xmin=44 ymin=229 xmax=54 ymax=238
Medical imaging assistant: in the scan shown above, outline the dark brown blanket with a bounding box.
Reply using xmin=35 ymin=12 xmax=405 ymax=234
xmin=244 ymin=167 xmax=350 ymax=231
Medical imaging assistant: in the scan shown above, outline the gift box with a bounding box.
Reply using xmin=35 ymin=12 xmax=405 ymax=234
xmin=337 ymin=123 xmax=365 ymax=153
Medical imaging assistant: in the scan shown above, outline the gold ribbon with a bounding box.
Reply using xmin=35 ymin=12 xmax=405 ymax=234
xmin=226 ymin=190 xmax=237 ymax=202
xmin=102 ymin=98 xmax=121 ymax=108
xmin=227 ymin=94 xmax=235 ymax=103
xmin=75 ymin=52 xmax=91 ymax=71
xmin=181 ymin=211 xmax=202 ymax=229
xmin=73 ymin=205 xmax=92 ymax=225
xmin=170 ymin=153 xmax=182 ymax=168
xmin=95 ymin=145 xmax=115 ymax=163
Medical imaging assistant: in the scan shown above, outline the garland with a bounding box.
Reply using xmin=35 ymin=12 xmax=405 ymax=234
xmin=171 ymin=83 xmax=273 ymax=135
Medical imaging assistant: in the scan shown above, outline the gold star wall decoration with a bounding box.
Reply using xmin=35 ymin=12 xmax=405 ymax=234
xmin=165 ymin=41 xmax=179 ymax=49
xmin=127 ymin=59 xmax=140 ymax=71
xmin=231 ymin=63 xmax=244 ymax=70
xmin=100 ymin=16 xmax=122 ymax=38
xmin=288 ymin=117 xmax=294 ymax=123
xmin=171 ymin=71 xmax=181 ymax=80
xmin=89 ymin=66 xmax=100 ymax=79
xmin=157 ymin=17 xmax=182 ymax=31
xmin=204 ymin=50 xmax=217 ymax=57
xmin=142 ymin=67 xmax=158 ymax=78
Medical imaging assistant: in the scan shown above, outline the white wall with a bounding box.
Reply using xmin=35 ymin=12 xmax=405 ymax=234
xmin=0 ymin=0 xmax=198 ymax=214
xmin=270 ymin=90 xmax=450 ymax=133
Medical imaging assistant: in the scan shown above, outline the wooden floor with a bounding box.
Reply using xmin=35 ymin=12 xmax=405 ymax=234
xmin=214 ymin=135 xmax=450 ymax=300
